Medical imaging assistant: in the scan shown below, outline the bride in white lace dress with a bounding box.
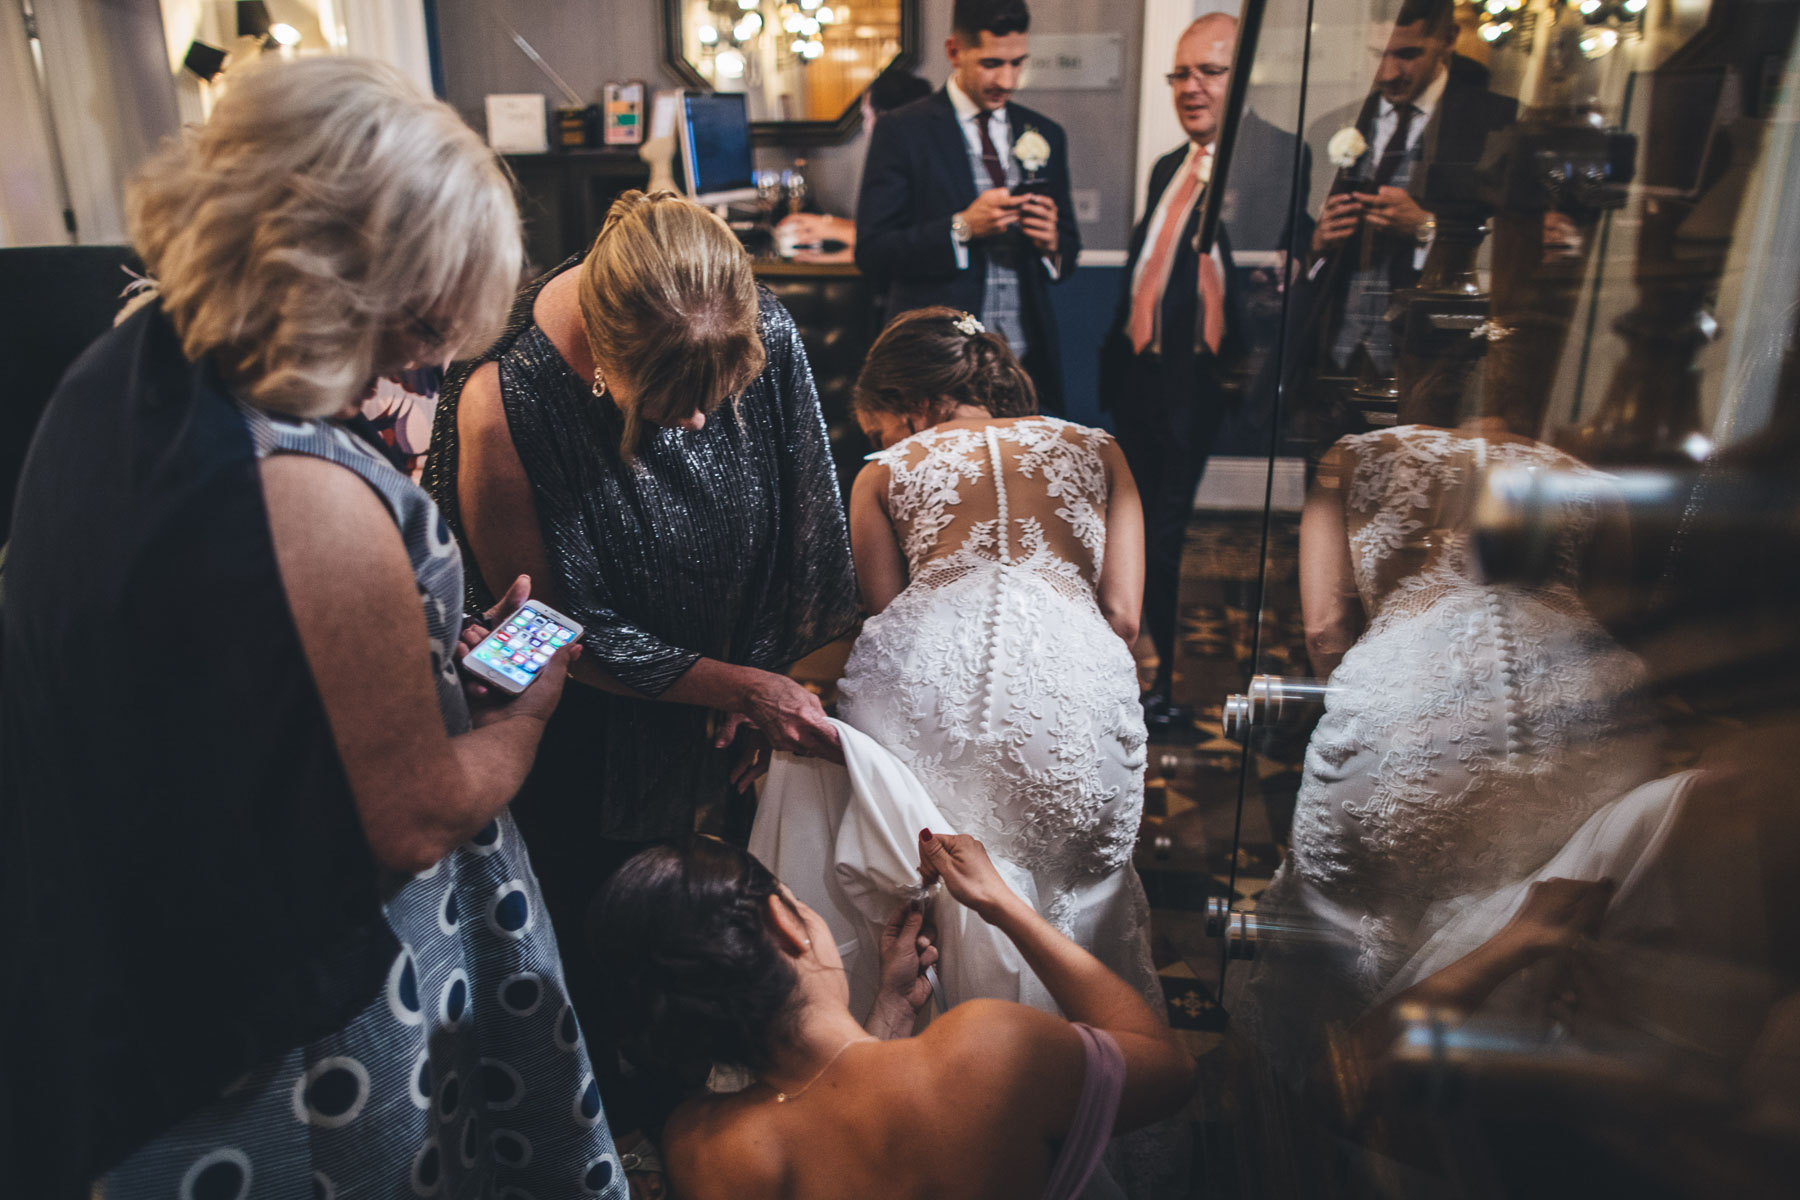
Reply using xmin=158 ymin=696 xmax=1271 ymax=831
xmin=1240 ymin=420 xmax=1658 ymax=1078
xmin=835 ymin=308 xmax=1160 ymax=1011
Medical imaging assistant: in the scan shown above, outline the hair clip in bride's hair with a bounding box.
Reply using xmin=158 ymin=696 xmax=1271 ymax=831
xmin=953 ymin=312 xmax=985 ymax=337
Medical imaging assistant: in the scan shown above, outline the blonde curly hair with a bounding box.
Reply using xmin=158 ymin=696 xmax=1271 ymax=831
xmin=126 ymin=56 xmax=522 ymax=419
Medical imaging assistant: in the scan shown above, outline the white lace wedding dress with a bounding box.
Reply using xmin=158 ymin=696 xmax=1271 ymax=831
xmin=837 ymin=416 xmax=1161 ymax=1010
xmin=1240 ymin=426 xmax=1658 ymax=1078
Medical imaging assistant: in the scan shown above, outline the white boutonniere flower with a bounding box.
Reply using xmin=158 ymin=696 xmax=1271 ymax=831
xmin=1013 ymin=127 xmax=1052 ymax=175
xmin=1327 ymin=126 xmax=1367 ymax=169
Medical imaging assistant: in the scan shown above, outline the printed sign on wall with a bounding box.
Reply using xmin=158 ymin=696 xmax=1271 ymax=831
xmin=1020 ymin=34 xmax=1125 ymax=91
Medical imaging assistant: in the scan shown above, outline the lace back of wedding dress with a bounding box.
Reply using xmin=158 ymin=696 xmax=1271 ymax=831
xmin=1328 ymin=427 xmax=1601 ymax=623
xmin=846 ymin=413 xmax=1148 ymax=878
xmin=875 ymin=417 xmax=1111 ymax=608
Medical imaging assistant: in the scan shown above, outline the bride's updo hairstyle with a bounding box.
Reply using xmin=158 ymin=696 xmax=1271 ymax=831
xmin=589 ymin=839 xmax=803 ymax=1088
xmin=853 ymin=305 xmax=1038 ymax=423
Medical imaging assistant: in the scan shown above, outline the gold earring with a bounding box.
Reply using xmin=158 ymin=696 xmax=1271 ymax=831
xmin=591 ymin=365 xmax=608 ymax=398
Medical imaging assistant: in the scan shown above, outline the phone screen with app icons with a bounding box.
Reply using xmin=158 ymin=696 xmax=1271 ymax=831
xmin=467 ymin=607 xmax=578 ymax=690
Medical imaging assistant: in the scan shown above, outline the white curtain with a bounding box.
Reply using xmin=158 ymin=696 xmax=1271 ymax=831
xmin=340 ymin=0 xmax=435 ymax=97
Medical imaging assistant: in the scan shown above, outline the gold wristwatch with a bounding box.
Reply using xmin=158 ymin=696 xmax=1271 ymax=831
xmin=951 ymin=212 xmax=972 ymax=243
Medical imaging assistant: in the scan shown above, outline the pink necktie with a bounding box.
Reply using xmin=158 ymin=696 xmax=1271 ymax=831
xmin=1198 ymin=253 xmax=1224 ymax=356
xmin=1129 ymin=151 xmax=1212 ymax=355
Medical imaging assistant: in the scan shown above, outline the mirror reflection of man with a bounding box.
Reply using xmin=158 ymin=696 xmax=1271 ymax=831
xmin=855 ymin=0 xmax=1080 ymax=411
xmin=1304 ymin=0 xmax=1515 ymax=378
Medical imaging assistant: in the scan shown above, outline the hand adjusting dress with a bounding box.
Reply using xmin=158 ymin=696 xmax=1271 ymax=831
xmin=838 ymin=417 xmax=1157 ymax=1006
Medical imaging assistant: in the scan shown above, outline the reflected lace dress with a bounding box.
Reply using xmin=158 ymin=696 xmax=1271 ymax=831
xmin=1240 ymin=426 xmax=1657 ymax=1078
xmin=838 ymin=417 xmax=1158 ymax=1004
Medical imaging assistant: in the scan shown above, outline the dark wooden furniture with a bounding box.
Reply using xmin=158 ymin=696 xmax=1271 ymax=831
xmin=0 ymin=244 xmax=143 ymax=538
xmin=503 ymin=150 xmax=651 ymax=272
xmin=752 ymin=260 xmax=877 ymax=500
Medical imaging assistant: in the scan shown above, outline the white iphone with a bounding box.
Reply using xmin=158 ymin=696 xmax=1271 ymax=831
xmin=461 ymin=602 xmax=585 ymax=695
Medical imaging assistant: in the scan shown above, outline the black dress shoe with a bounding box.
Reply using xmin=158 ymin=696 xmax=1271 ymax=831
xmin=1141 ymin=692 xmax=1197 ymax=742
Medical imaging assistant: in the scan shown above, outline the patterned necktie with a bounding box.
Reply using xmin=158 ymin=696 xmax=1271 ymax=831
xmin=973 ymin=109 xmax=1008 ymax=191
xmin=1129 ymin=150 xmax=1214 ymax=355
xmin=1372 ymin=102 xmax=1416 ymax=187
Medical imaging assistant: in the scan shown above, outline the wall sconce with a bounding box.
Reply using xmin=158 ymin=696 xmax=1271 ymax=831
xmin=183 ymin=40 xmax=227 ymax=81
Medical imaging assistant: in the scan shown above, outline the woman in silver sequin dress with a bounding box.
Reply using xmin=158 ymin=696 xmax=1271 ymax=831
xmin=422 ymin=193 xmax=858 ymax=1119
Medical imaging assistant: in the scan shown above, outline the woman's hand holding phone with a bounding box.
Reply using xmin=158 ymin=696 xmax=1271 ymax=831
xmin=457 ymin=574 xmax=582 ymax=728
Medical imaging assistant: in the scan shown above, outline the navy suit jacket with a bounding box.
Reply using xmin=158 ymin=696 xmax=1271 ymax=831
xmin=1100 ymin=111 xmax=1312 ymax=416
xmin=855 ymin=88 xmax=1080 ymax=412
xmin=1296 ymin=66 xmax=1518 ymax=371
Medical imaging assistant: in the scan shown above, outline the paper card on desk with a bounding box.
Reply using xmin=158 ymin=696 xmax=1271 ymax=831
xmin=485 ymin=94 xmax=548 ymax=154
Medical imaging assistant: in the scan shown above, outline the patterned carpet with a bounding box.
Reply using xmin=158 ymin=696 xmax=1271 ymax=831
xmin=1134 ymin=514 xmax=1307 ymax=1039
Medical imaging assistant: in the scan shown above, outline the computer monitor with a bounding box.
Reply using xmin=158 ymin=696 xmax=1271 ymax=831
xmin=676 ymin=91 xmax=758 ymax=207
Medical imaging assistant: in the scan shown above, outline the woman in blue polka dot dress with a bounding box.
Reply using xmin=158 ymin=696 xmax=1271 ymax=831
xmin=0 ymin=60 xmax=623 ymax=1199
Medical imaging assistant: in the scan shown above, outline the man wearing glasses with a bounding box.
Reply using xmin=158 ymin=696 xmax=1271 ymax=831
xmin=1101 ymin=13 xmax=1279 ymax=735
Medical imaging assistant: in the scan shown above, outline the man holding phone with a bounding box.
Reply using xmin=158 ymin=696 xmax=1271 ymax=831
xmin=855 ymin=0 xmax=1080 ymax=412
xmin=1303 ymin=0 xmax=1516 ymax=377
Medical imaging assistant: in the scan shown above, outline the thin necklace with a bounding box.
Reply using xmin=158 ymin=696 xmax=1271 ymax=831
xmin=767 ymin=1036 xmax=875 ymax=1103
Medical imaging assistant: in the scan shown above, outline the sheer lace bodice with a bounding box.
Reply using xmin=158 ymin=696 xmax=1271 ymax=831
xmin=1324 ymin=425 xmax=1601 ymax=625
xmin=873 ymin=417 xmax=1114 ymax=609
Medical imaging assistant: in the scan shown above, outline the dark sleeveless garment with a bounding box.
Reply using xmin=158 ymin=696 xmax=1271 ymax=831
xmin=0 ymin=307 xmax=393 ymax=1195
xmin=421 ymin=261 xmax=857 ymax=846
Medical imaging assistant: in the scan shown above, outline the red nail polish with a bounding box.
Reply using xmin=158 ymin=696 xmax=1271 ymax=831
xmin=920 ymin=828 xmax=933 ymax=842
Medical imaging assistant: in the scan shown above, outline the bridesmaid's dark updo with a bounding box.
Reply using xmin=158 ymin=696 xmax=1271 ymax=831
xmin=852 ymin=306 xmax=1039 ymax=423
xmin=589 ymin=839 xmax=803 ymax=1088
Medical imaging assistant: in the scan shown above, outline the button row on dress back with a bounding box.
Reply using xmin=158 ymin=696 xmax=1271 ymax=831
xmin=985 ymin=426 xmax=1011 ymax=566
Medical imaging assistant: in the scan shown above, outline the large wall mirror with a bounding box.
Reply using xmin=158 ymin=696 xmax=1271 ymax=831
xmin=663 ymin=0 xmax=919 ymax=143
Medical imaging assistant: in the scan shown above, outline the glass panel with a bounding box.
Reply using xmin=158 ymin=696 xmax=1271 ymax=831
xmin=1200 ymin=0 xmax=1800 ymax=1191
xmin=1140 ymin=0 xmax=1320 ymax=1035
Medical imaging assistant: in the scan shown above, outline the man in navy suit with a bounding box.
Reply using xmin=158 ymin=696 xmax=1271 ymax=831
xmin=1300 ymin=0 xmax=1517 ymax=381
xmin=855 ymin=0 xmax=1080 ymax=412
xmin=1099 ymin=13 xmax=1256 ymax=730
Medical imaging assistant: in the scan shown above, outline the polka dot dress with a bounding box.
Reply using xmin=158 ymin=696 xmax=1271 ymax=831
xmin=102 ymin=412 xmax=625 ymax=1199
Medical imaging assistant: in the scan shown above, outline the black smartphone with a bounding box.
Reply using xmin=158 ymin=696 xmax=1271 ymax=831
xmin=1330 ymin=178 xmax=1380 ymax=197
xmin=1010 ymin=178 xmax=1053 ymax=199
